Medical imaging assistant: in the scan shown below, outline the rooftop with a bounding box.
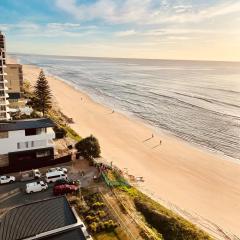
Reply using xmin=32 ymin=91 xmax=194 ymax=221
xmin=0 ymin=118 xmax=55 ymax=132
xmin=45 ymin=228 xmax=86 ymax=240
xmin=0 ymin=196 xmax=85 ymax=240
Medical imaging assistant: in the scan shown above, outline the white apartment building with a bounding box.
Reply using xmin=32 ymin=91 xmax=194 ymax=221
xmin=0 ymin=31 xmax=10 ymax=120
xmin=0 ymin=118 xmax=55 ymax=169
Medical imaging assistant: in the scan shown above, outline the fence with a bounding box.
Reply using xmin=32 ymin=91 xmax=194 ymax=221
xmin=0 ymin=154 xmax=72 ymax=174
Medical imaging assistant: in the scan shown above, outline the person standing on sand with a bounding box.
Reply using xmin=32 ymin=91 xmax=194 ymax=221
xmin=159 ymin=140 xmax=162 ymax=145
xmin=152 ymin=133 xmax=154 ymax=138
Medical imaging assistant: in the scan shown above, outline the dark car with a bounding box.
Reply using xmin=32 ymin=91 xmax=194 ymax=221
xmin=53 ymin=184 xmax=79 ymax=196
xmin=54 ymin=179 xmax=80 ymax=187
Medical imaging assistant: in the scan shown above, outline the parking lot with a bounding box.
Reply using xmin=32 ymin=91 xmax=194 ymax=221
xmin=0 ymin=160 xmax=98 ymax=215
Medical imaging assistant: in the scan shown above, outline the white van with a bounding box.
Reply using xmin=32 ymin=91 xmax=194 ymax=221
xmin=26 ymin=181 xmax=48 ymax=194
xmin=45 ymin=171 xmax=67 ymax=183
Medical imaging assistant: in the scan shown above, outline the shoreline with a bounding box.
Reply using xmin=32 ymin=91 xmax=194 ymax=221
xmin=9 ymin=58 xmax=240 ymax=239
xmin=43 ymin=68 xmax=240 ymax=167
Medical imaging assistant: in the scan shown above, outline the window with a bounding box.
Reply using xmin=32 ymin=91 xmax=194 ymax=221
xmin=0 ymin=105 xmax=6 ymax=111
xmin=0 ymin=131 xmax=8 ymax=139
xmin=0 ymin=112 xmax=6 ymax=118
xmin=47 ymin=174 xmax=60 ymax=179
xmin=17 ymin=141 xmax=30 ymax=149
xmin=25 ymin=128 xmax=37 ymax=136
xmin=36 ymin=150 xmax=51 ymax=158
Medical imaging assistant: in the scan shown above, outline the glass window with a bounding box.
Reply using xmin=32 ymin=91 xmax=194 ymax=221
xmin=36 ymin=150 xmax=51 ymax=158
xmin=25 ymin=128 xmax=37 ymax=136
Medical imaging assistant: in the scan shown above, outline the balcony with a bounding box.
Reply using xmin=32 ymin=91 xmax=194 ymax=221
xmin=0 ymin=93 xmax=9 ymax=98
xmin=0 ymin=99 xmax=9 ymax=105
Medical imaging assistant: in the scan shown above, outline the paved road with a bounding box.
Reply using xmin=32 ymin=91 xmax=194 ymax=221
xmin=0 ymin=162 xmax=98 ymax=212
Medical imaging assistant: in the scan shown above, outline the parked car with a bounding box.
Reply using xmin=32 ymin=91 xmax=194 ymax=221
xmin=20 ymin=169 xmax=41 ymax=181
xmin=26 ymin=181 xmax=48 ymax=194
xmin=53 ymin=184 xmax=79 ymax=196
xmin=54 ymin=179 xmax=80 ymax=187
xmin=47 ymin=167 xmax=68 ymax=174
xmin=45 ymin=171 xmax=67 ymax=183
xmin=0 ymin=175 xmax=15 ymax=184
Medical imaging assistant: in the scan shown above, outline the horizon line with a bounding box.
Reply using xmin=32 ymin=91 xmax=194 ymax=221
xmin=7 ymin=52 xmax=240 ymax=64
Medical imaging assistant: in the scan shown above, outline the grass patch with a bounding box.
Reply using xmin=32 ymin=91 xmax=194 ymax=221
xmin=47 ymin=108 xmax=81 ymax=141
xmin=119 ymin=186 xmax=212 ymax=240
xmin=94 ymin=228 xmax=128 ymax=240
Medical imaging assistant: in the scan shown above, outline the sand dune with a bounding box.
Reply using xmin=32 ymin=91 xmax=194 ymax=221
xmin=20 ymin=62 xmax=240 ymax=239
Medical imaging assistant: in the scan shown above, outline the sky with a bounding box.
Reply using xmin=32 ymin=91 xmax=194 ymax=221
xmin=0 ymin=0 xmax=240 ymax=61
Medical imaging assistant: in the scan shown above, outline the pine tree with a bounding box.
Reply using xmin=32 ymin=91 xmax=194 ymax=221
xmin=34 ymin=70 xmax=52 ymax=116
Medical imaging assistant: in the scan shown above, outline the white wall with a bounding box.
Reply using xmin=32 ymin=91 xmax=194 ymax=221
xmin=0 ymin=128 xmax=55 ymax=154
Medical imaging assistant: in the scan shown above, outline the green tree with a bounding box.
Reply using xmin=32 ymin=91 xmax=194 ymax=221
xmin=75 ymin=135 xmax=101 ymax=159
xmin=33 ymin=70 xmax=52 ymax=116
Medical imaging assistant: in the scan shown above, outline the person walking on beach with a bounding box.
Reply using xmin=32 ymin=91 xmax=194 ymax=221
xmin=159 ymin=140 xmax=162 ymax=145
xmin=152 ymin=133 xmax=154 ymax=138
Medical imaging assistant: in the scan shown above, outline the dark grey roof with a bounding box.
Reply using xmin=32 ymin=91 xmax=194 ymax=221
xmin=44 ymin=228 xmax=86 ymax=240
xmin=0 ymin=118 xmax=55 ymax=132
xmin=0 ymin=197 xmax=77 ymax=240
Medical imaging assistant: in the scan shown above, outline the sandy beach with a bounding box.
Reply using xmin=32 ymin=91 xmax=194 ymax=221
xmin=16 ymin=60 xmax=240 ymax=239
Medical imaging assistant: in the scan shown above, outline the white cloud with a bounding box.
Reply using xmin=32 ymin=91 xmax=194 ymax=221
xmin=55 ymin=0 xmax=240 ymax=25
xmin=47 ymin=22 xmax=81 ymax=30
xmin=115 ymin=30 xmax=137 ymax=37
xmin=1 ymin=22 xmax=98 ymax=38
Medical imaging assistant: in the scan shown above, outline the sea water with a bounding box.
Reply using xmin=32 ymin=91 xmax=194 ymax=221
xmin=13 ymin=54 xmax=240 ymax=160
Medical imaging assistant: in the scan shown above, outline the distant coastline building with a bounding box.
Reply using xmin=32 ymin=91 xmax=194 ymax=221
xmin=0 ymin=31 xmax=10 ymax=120
xmin=5 ymin=63 xmax=24 ymax=102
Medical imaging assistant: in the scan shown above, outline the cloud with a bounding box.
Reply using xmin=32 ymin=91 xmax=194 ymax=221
xmin=1 ymin=22 xmax=98 ymax=38
xmin=115 ymin=30 xmax=137 ymax=37
xmin=47 ymin=22 xmax=81 ymax=30
xmin=55 ymin=0 xmax=240 ymax=25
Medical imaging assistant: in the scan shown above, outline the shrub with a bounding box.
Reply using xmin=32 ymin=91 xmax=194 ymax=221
xmin=85 ymin=215 xmax=99 ymax=224
xmin=134 ymin=198 xmax=212 ymax=240
xmin=97 ymin=210 xmax=107 ymax=218
xmin=54 ymin=125 xmax=67 ymax=139
xmin=103 ymin=220 xmax=118 ymax=231
xmin=97 ymin=221 xmax=105 ymax=231
xmin=89 ymin=222 xmax=98 ymax=233
xmin=68 ymin=196 xmax=79 ymax=205
xmin=75 ymin=135 xmax=101 ymax=159
xmin=92 ymin=202 xmax=105 ymax=209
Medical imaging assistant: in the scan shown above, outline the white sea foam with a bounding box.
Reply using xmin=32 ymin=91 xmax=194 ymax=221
xmin=14 ymin=54 xmax=240 ymax=160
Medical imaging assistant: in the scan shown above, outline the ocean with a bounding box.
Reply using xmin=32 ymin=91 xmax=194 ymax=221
xmin=12 ymin=54 xmax=240 ymax=160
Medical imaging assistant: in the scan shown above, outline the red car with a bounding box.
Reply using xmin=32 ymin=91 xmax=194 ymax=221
xmin=53 ymin=184 xmax=79 ymax=196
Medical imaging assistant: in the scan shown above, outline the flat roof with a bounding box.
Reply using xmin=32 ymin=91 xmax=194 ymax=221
xmin=0 ymin=118 xmax=55 ymax=132
xmin=0 ymin=197 xmax=77 ymax=240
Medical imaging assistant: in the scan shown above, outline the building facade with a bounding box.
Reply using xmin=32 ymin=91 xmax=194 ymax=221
xmin=0 ymin=31 xmax=10 ymax=120
xmin=5 ymin=63 xmax=23 ymax=101
xmin=0 ymin=118 xmax=55 ymax=170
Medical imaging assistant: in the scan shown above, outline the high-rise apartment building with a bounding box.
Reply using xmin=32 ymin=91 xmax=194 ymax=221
xmin=5 ymin=63 xmax=23 ymax=101
xmin=0 ymin=31 xmax=10 ymax=120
